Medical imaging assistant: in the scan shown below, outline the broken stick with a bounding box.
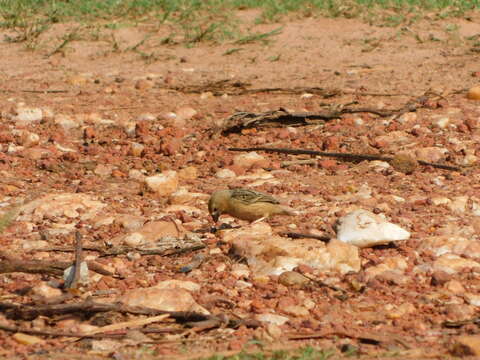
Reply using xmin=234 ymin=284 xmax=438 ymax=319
xmin=0 ymin=300 xmax=259 ymax=330
xmin=228 ymin=146 xmax=461 ymax=172
xmin=67 ymin=231 xmax=84 ymax=289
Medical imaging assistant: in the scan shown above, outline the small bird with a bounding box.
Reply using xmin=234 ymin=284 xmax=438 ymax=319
xmin=208 ymin=188 xmax=296 ymax=223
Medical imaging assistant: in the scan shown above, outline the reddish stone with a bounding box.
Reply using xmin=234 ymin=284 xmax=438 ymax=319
xmin=295 ymin=264 xmax=314 ymax=274
xmin=319 ymin=159 xmax=338 ymax=170
xmin=341 ymin=116 xmax=355 ymax=126
xmin=277 ymin=129 xmax=290 ymax=139
xmin=111 ymin=169 xmax=125 ymax=178
xmin=465 ymin=118 xmax=478 ymax=131
xmin=326 ymin=124 xmax=342 ymax=132
xmin=84 ymin=127 xmax=95 ymax=139
xmin=424 ymin=99 xmax=438 ymax=109
xmin=0 ymin=132 xmax=14 ymax=143
xmin=228 ymin=339 xmax=245 ymax=351
xmin=386 ymin=123 xmax=399 ymax=132
xmin=227 ymin=165 xmax=245 ymax=176
xmin=161 ymin=138 xmax=181 ymax=156
xmin=457 ymin=123 xmax=469 ymax=133
xmin=277 ymin=296 xmax=296 ymax=309
xmin=437 ymin=99 xmax=448 ymax=108
xmin=135 ymin=121 xmax=150 ymax=137
xmin=250 ymin=298 xmax=266 ymax=312
xmin=323 ymin=136 xmax=340 ymax=151
xmin=61 ymin=152 xmax=79 ymax=162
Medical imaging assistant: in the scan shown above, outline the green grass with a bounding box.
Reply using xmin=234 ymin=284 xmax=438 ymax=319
xmin=203 ymin=346 xmax=336 ymax=360
xmin=0 ymin=0 xmax=479 ymax=46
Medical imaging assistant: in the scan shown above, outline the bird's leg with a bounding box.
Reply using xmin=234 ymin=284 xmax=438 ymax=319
xmin=251 ymin=216 xmax=267 ymax=225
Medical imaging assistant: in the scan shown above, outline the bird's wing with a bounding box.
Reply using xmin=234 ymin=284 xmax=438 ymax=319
xmin=230 ymin=188 xmax=280 ymax=204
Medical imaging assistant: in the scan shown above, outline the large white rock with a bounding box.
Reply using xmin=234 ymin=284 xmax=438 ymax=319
xmin=13 ymin=107 xmax=43 ymax=124
xmin=223 ymin=223 xmax=360 ymax=276
xmin=336 ymin=209 xmax=410 ymax=248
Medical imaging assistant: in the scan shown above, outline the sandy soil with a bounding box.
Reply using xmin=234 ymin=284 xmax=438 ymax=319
xmin=0 ymin=12 xmax=480 ymax=359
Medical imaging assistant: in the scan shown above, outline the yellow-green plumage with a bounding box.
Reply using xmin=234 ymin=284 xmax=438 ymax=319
xmin=208 ymin=188 xmax=296 ymax=222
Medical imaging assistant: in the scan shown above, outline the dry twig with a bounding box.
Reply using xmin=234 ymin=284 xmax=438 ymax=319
xmin=39 ymin=243 xmax=206 ymax=257
xmin=162 ymin=79 xmax=339 ymax=98
xmin=288 ymin=329 xmax=411 ymax=349
xmin=218 ymin=93 xmax=438 ymax=134
xmin=83 ymin=314 xmax=170 ymax=336
xmin=229 ymin=146 xmax=461 ymax=172
xmin=0 ymin=323 xmax=181 ymax=339
xmin=281 ymin=232 xmax=331 ymax=242
xmin=67 ymin=231 xmax=84 ymax=289
xmin=0 ymin=300 xmax=260 ymax=330
xmin=0 ymin=251 xmax=116 ymax=277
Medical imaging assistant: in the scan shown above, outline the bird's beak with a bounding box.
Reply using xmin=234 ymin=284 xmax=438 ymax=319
xmin=211 ymin=212 xmax=220 ymax=222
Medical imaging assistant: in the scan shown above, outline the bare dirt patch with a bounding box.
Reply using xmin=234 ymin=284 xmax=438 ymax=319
xmin=0 ymin=13 xmax=480 ymax=359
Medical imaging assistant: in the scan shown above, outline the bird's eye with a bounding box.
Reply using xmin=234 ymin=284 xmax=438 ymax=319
xmin=213 ymin=207 xmax=218 ymax=212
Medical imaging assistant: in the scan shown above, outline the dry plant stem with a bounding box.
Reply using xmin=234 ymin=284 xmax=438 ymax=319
xmin=39 ymin=243 xmax=206 ymax=257
xmin=83 ymin=314 xmax=170 ymax=336
xmin=228 ymin=147 xmax=461 ymax=171
xmin=288 ymin=329 xmax=411 ymax=349
xmin=68 ymin=231 xmax=83 ymax=289
xmin=220 ymin=108 xmax=396 ymax=134
xmin=0 ymin=323 xmax=181 ymax=339
xmin=0 ymin=300 xmax=259 ymax=329
xmin=345 ymin=90 xmax=408 ymax=97
xmin=230 ymin=146 xmax=390 ymax=161
xmin=0 ymin=257 xmax=66 ymax=276
xmin=162 ymin=79 xmax=339 ymax=97
xmin=0 ymin=89 xmax=68 ymax=94
xmin=100 ymin=244 xmax=206 ymax=257
xmin=443 ymin=317 xmax=480 ymax=328
xmin=0 ymin=301 xmax=210 ymax=321
xmin=281 ymin=232 xmax=331 ymax=242
xmin=219 ymin=94 xmax=434 ymax=134
xmin=0 ymin=251 xmax=115 ymax=277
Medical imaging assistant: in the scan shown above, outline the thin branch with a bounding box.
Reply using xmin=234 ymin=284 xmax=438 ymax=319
xmin=228 ymin=147 xmax=461 ymax=172
xmin=161 ymin=79 xmax=339 ymax=98
xmin=67 ymin=231 xmax=83 ymax=289
xmin=0 ymin=89 xmax=68 ymax=94
xmin=99 ymin=244 xmax=206 ymax=257
xmin=0 ymin=257 xmax=67 ymax=276
xmin=0 ymin=323 xmax=181 ymax=339
xmin=38 ymin=243 xmax=206 ymax=258
xmin=288 ymin=329 xmax=411 ymax=349
xmin=83 ymin=314 xmax=170 ymax=336
xmin=0 ymin=300 xmax=260 ymax=329
xmin=0 ymin=252 xmax=116 ymax=278
xmin=0 ymin=300 xmax=209 ymax=321
xmin=281 ymin=232 xmax=331 ymax=242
